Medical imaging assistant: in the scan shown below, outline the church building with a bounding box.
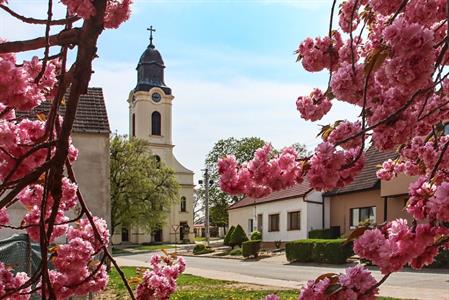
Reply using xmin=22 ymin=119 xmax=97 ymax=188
xmin=113 ymin=29 xmax=194 ymax=244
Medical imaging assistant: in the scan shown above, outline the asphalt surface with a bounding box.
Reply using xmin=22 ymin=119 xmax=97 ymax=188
xmin=116 ymin=252 xmax=449 ymax=291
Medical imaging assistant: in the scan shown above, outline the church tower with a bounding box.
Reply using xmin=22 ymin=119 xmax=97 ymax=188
xmin=126 ymin=27 xmax=194 ymax=243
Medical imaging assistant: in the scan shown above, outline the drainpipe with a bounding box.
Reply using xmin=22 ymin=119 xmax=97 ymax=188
xmin=383 ymin=196 xmax=388 ymax=222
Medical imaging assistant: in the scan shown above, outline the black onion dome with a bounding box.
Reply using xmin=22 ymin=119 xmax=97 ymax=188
xmin=135 ymin=44 xmax=172 ymax=94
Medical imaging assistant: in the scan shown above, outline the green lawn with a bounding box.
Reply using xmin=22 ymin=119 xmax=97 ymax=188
xmin=107 ymin=266 xmax=403 ymax=300
xmin=132 ymin=244 xmax=176 ymax=251
xmin=111 ymin=244 xmax=175 ymax=255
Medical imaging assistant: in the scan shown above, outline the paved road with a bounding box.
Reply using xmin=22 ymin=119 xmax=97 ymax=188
xmin=116 ymin=252 xmax=449 ymax=299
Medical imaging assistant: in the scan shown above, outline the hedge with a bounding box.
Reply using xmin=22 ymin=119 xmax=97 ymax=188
xmin=308 ymin=229 xmax=339 ymax=239
xmin=224 ymin=226 xmax=235 ymax=246
xmin=193 ymin=244 xmax=214 ymax=255
xmin=242 ymin=240 xmax=261 ymax=258
xmin=229 ymin=224 xmax=248 ymax=248
xmin=286 ymin=239 xmax=353 ymax=264
xmin=250 ymin=230 xmax=262 ymax=241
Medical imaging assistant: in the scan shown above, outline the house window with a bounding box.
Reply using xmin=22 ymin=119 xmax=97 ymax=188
xmin=444 ymin=123 xmax=449 ymax=135
xmin=288 ymin=211 xmax=301 ymax=231
xmin=350 ymin=206 xmax=376 ymax=228
xmin=257 ymin=214 xmax=263 ymax=232
xmin=248 ymin=219 xmax=254 ymax=233
xmin=180 ymin=196 xmax=187 ymax=212
xmin=132 ymin=113 xmax=136 ymax=137
xmin=268 ymin=214 xmax=280 ymax=232
xmin=151 ymin=111 xmax=161 ymax=135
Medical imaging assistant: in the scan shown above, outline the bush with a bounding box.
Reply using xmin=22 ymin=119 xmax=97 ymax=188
xmin=286 ymin=239 xmax=353 ymax=264
xmin=193 ymin=244 xmax=214 ymax=255
xmin=229 ymin=225 xmax=248 ymax=248
xmin=429 ymin=249 xmax=449 ymax=268
xmin=250 ymin=230 xmax=262 ymax=241
xmin=229 ymin=248 xmax=242 ymax=256
xmin=242 ymin=240 xmax=261 ymax=258
xmin=224 ymin=226 xmax=235 ymax=246
xmin=308 ymin=229 xmax=339 ymax=239
xmin=285 ymin=240 xmax=314 ymax=262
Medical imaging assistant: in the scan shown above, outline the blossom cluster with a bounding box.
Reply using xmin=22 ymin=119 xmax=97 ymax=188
xmin=136 ymin=254 xmax=186 ymax=300
xmin=0 ymin=262 xmax=30 ymax=300
xmin=354 ymin=219 xmax=448 ymax=274
xmin=218 ymin=144 xmax=304 ymax=198
xmin=31 ymin=217 xmax=110 ymax=299
xmin=61 ymin=0 xmax=132 ymax=28
xmin=299 ymin=265 xmax=378 ymax=299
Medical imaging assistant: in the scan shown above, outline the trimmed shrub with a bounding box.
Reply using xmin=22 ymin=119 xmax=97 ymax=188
xmin=286 ymin=240 xmax=314 ymax=262
xmin=242 ymin=240 xmax=261 ymax=258
xmin=224 ymin=226 xmax=235 ymax=246
xmin=286 ymin=239 xmax=353 ymax=264
xmin=250 ymin=230 xmax=262 ymax=241
xmin=193 ymin=244 xmax=214 ymax=255
xmin=229 ymin=248 xmax=242 ymax=256
xmin=308 ymin=229 xmax=339 ymax=239
xmin=229 ymin=225 xmax=248 ymax=248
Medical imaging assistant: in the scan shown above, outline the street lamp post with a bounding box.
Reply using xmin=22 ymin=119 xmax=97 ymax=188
xmin=199 ymin=169 xmax=213 ymax=247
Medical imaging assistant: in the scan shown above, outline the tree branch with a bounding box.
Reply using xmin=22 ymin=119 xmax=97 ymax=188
xmin=0 ymin=28 xmax=80 ymax=53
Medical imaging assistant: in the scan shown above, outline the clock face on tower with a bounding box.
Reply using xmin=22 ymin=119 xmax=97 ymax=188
xmin=152 ymin=92 xmax=162 ymax=103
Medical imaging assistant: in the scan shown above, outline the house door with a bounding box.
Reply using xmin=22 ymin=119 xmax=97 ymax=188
xmin=153 ymin=229 xmax=162 ymax=242
xmin=180 ymin=222 xmax=188 ymax=241
xmin=121 ymin=227 xmax=129 ymax=242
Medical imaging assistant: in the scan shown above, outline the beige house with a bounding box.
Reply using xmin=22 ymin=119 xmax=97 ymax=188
xmin=111 ymin=36 xmax=194 ymax=244
xmin=323 ymin=146 xmax=413 ymax=236
xmin=1 ymin=88 xmax=111 ymax=240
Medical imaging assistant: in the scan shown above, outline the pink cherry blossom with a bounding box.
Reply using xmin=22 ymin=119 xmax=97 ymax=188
xmin=0 ymin=208 xmax=8 ymax=226
xmin=0 ymin=262 xmax=30 ymax=300
xmin=136 ymin=255 xmax=186 ymax=300
xmin=296 ymin=88 xmax=332 ymax=121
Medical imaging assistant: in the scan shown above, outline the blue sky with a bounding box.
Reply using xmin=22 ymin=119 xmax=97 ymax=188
xmin=1 ymin=0 xmax=358 ymax=181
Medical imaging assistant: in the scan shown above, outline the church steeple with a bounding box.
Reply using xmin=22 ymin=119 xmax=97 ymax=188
xmin=135 ymin=26 xmax=171 ymax=94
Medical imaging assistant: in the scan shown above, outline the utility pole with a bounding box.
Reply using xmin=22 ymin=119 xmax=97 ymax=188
xmin=204 ymin=168 xmax=210 ymax=247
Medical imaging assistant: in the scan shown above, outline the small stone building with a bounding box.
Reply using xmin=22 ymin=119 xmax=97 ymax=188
xmin=0 ymin=88 xmax=111 ymax=240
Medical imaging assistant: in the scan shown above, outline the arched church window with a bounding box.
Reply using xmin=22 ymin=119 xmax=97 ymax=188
xmin=151 ymin=111 xmax=161 ymax=136
xmin=132 ymin=113 xmax=136 ymax=137
xmin=180 ymin=196 xmax=187 ymax=212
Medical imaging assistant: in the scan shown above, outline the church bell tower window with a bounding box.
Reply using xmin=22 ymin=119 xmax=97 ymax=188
xmin=132 ymin=113 xmax=136 ymax=137
xmin=151 ymin=111 xmax=161 ymax=136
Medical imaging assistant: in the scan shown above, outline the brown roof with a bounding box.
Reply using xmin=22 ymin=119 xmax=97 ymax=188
xmin=228 ymin=180 xmax=312 ymax=210
xmin=17 ymin=87 xmax=110 ymax=134
xmin=324 ymin=146 xmax=396 ymax=196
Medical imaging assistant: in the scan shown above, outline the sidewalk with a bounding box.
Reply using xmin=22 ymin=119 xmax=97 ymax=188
xmin=114 ymin=256 xmax=449 ymax=300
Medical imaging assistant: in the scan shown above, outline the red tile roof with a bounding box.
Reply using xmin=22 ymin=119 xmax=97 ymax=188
xmin=324 ymin=146 xmax=396 ymax=196
xmin=17 ymin=87 xmax=110 ymax=134
xmin=228 ymin=180 xmax=312 ymax=210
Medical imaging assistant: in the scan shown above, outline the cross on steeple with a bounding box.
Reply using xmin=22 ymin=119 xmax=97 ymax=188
xmin=147 ymin=26 xmax=156 ymax=48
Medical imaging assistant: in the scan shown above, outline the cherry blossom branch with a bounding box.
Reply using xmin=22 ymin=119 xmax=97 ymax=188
xmin=35 ymin=0 xmax=53 ymax=84
xmin=327 ymin=0 xmax=338 ymax=88
xmin=0 ymin=28 xmax=80 ymax=53
xmin=65 ymin=160 xmax=137 ymax=300
xmin=0 ymin=4 xmax=80 ymax=25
